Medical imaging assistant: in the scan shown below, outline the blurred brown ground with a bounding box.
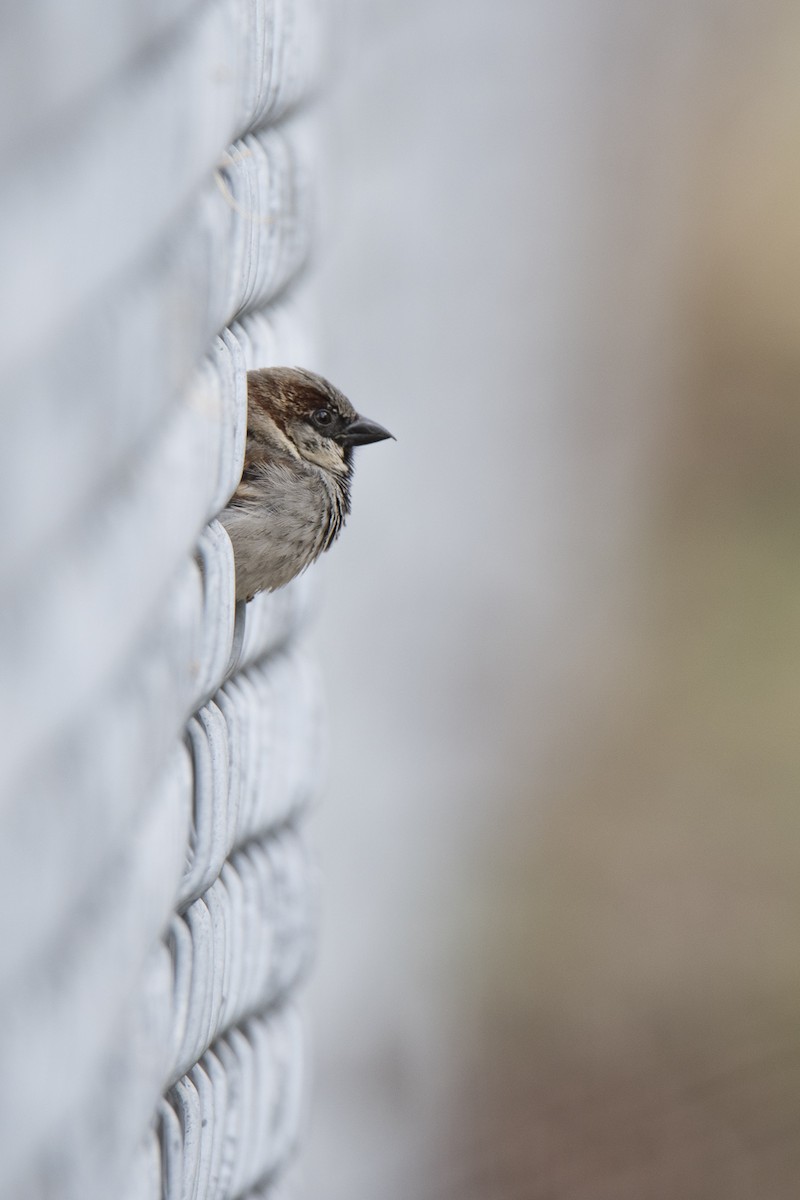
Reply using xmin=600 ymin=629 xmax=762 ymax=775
xmin=304 ymin=3 xmax=800 ymax=1197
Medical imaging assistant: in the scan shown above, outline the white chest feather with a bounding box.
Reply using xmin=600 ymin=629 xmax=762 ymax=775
xmin=221 ymin=458 xmax=349 ymax=599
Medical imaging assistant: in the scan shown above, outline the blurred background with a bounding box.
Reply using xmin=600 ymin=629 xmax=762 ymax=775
xmin=302 ymin=2 xmax=800 ymax=1197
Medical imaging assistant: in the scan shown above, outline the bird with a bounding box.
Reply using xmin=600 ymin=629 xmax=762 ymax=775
xmin=220 ymin=366 xmax=394 ymax=601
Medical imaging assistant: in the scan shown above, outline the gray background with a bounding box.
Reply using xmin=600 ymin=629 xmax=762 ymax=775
xmin=302 ymin=2 xmax=800 ymax=1197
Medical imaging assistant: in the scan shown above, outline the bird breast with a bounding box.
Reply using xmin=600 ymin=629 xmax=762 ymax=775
xmin=221 ymin=457 xmax=350 ymax=599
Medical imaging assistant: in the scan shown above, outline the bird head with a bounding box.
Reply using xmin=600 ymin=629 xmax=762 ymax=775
xmin=247 ymin=366 xmax=394 ymax=477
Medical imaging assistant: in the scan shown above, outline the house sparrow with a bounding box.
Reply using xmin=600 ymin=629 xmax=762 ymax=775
xmin=221 ymin=367 xmax=393 ymax=601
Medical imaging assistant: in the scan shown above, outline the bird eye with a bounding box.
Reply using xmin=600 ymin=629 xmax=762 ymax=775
xmin=313 ymin=408 xmax=333 ymax=427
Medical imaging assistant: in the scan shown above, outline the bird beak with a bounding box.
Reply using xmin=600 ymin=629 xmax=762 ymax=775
xmin=339 ymin=415 xmax=395 ymax=446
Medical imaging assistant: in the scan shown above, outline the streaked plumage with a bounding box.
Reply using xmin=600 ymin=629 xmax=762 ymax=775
xmin=221 ymin=367 xmax=393 ymax=601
